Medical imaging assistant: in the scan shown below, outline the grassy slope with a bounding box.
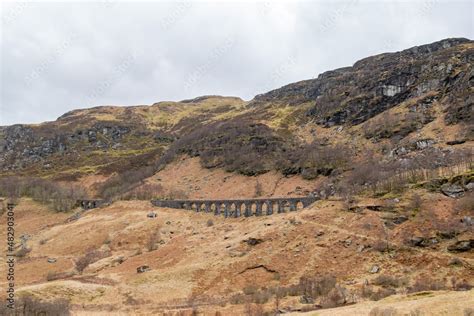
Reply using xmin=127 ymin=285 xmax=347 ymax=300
xmin=0 ymin=189 xmax=472 ymax=314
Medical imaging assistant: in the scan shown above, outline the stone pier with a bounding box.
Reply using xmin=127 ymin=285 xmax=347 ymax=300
xmin=151 ymin=196 xmax=318 ymax=218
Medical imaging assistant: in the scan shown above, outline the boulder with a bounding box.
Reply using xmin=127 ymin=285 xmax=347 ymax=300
xmin=414 ymin=139 xmax=435 ymax=150
xmin=447 ymin=240 xmax=473 ymax=252
xmin=409 ymin=237 xmax=425 ymax=247
xmin=299 ymin=295 xmax=314 ymax=304
xmin=366 ymin=205 xmax=384 ymax=212
xmin=243 ymin=238 xmax=263 ymax=246
xmin=461 ymin=216 xmax=472 ymax=226
xmin=465 ymin=183 xmax=474 ymax=191
xmin=369 ymin=265 xmax=380 ymax=274
xmin=392 ymin=215 xmax=408 ymax=224
xmin=382 ymin=214 xmax=408 ymax=227
xmin=315 ymin=230 xmax=325 ymax=237
xmin=147 ymin=212 xmax=157 ymax=218
xmin=437 ymin=230 xmax=459 ymax=239
xmin=137 ymin=265 xmax=151 ymax=273
xmin=408 ymin=236 xmax=439 ymax=248
xmin=446 ymin=140 xmax=466 ymax=145
xmin=441 ymin=184 xmax=464 ymax=198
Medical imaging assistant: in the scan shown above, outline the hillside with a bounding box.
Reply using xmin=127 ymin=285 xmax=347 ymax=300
xmin=1 ymin=38 xmax=472 ymax=190
xmin=0 ymin=192 xmax=472 ymax=314
xmin=0 ymin=38 xmax=473 ymax=315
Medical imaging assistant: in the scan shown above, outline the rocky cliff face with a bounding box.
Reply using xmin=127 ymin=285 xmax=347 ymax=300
xmin=1 ymin=38 xmax=472 ymax=181
xmin=0 ymin=122 xmax=135 ymax=172
xmin=251 ymin=38 xmax=473 ymax=127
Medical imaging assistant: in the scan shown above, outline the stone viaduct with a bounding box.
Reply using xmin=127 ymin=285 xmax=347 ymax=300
xmin=77 ymin=199 xmax=108 ymax=210
xmin=76 ymin=196 xmax=318 ymax=218
xmin=150 ymin=196 xmax=318 ymax=218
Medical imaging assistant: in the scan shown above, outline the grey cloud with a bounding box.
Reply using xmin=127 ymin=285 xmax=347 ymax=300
xmin=1 ymin=0 xmax=472 ymax=125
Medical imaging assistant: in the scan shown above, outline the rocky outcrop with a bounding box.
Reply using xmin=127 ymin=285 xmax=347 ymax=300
xmin=0 ymin=123 xmax=132 ymax=171
xmin=408 ymin=236 xmax=439 ymax=248
xmin=440 ymin=183 xmax=465 ymax=198
xmin=137 ymin=265 xmax=151 ymax=273
xmin=447 ymin=240 xmax=474 ymax=252
xmin=251 ymin=38 xmax=473 ymax=127
xmin=1 ymin=38 xmax=472 ymax=179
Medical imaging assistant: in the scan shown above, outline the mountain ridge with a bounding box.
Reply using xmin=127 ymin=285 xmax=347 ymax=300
xmin=0 ymin=38 xmax=472 ymax=193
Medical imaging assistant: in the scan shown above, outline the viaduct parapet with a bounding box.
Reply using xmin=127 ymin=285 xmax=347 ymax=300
xmin=150 ymin=196 xmax=318 ymax=218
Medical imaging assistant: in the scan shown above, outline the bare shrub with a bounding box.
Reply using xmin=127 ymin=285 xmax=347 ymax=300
xmin=320 ymin=286 xmax=347 ymax=308
xmin=243 ymin=285 xmax=258 ymax=295
xmin=122 ymin=183 xmax=164 ymax=200
xmin=340 ymin=156 xmax=386 ymax=194
xmin=0 ymin=294 xmax=70 ymax=315
xmin=297 ymin=274 xmax=337 ymax=299
xmin=451 ymin=277 xmax=473 ymax=291
xmin=456 ymin=191 xmax=474 ymax=213
xmin=369 ymin=306 xmax=398 ymax=316
xmin=251 ymin=291 xmax=271 ymax=304
xmin=370 ymin=288 xmax=396 ymax=301
xmin=230 ymin=293 xmax=246 ymax=305
xmin=372 ymin=240 xmax=390 ymax=253
xmin=244 ymin=303 xmax=264 ymax=316
xmin=407 ymin=276 xmax=446 ymax=293
xmin=98 ymin=166 xmax=156 ymax=200
xmin=229 ymin=274 xmax=351 ymax=309
xmin=298 ymin=141 xmax=351 ymax=180
xmin=166 ymin=188 xmax=189 ymax=200
xmin=364 ymin=112 xmax=400 ymax=140
xmin=338 ymin=147 xmax=472 ymax=197
xmin=146 ymin=230 xmax=161 ymax=252
xmin=206 ymin=219 xmax=214 ymax=227
xmin=15 ymin=246 xmax=32 ymax=258
xmin=464 ymin=307 xmax=474 ymax=316
xmin=373 ymin=275 xmax=405 ymax=288
xmin=408 ymin=193 xmax=423 ymax=211
xmin=75 ymin=248 xmax=110 ymax=273
xmin=52 ymin=198 xmax=79 ymax=212
xmin=161 ymin=120 xmax=291 ymax=176
xmin=255 ymin=181 xmax=263 ymax=197
xmin=361 ymin=284 xmax=375 ymax=298
xmin=361 ymin=285 xmax=396 ymax=301
xmin=363 ymin=111 xmax=431 ymax=140
xmin=0 ymin=176 xmax=86 ymax=212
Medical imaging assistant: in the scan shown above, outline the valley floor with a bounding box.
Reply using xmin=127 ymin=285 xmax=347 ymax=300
xmin=0 ymin=194 xmax=472 ymax=315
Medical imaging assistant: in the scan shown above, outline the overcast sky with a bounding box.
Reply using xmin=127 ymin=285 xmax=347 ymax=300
xmin=1 ymin=0 xmax=472 ymax=125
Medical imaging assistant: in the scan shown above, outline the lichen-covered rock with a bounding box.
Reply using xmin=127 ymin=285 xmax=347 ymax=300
xmin=441 ymin=183 xmax=465 ymax=198
xmin=251 ymin=38 xmax=473 ymax=127
xmin=137 ymin=265 xmax=151 ymax=273
xmin=447 ymin=240 xmax=474 ymax=252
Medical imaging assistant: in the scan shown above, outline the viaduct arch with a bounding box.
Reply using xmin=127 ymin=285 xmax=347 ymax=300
xmin=150 ymin=196 xmax=318 ymax=218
